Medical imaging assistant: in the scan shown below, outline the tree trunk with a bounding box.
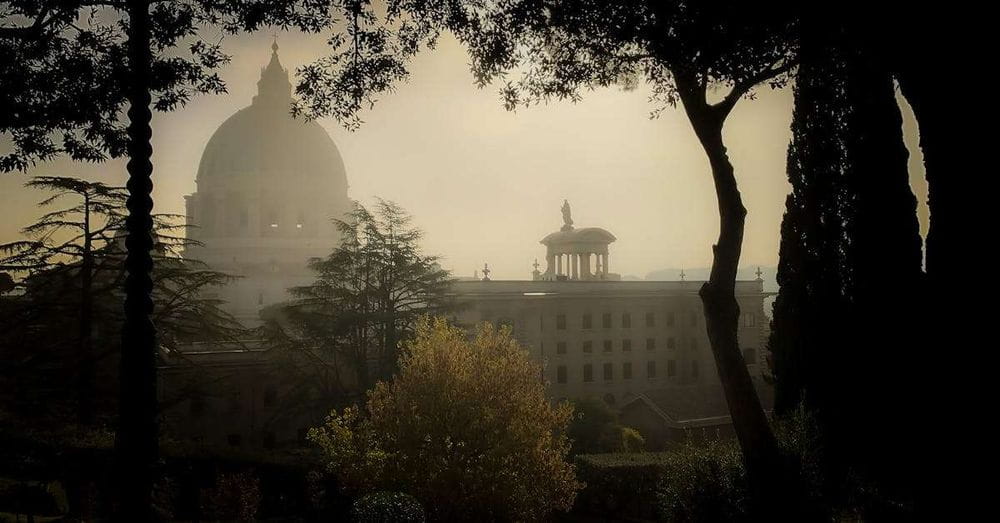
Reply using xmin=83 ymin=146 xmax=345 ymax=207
xmin=79 ymin=192 xmax=95 ymax=424
xmin=675 ymin=77 xmax=790 ymax=518
xmin=117 ymin=0 xmax=157 ymax=520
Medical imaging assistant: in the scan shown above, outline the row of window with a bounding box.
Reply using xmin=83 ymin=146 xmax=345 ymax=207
xmin=555 ymin=360 xmax=699 ymax=383
xmin=554 ymin=337 xmax=699 ymax=354
xmin=552 ymin=311 xmax=757 ymax=330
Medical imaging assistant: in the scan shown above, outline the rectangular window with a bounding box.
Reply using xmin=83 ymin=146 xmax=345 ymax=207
xmin=583 ymin=364 xmax=593 ymax=382
xmin=667 ymin=311 xmax=676 ymax=326
xmin=692 ymin=360 xmax=700 ymax=378
xmin=622 ymin=313 xmax=632 ymax=328
xmin=667 ymin=337 xmax=676 ymax=349
xmin=645 ymin=311 xmax=655 ymax=327
xmin=623 ymin=362 xmax=633 ymax=380
xmin=667 ymin=359 xmax=677 ymax=377
xmin=603 ymin=340 xmax=613 ymax=353
xmin=583 ymin=341 xmax=593 ymax=353
xmin=647 ymin=361 xmax=657 ymax=379
xmin=557 ymin=365 xmax=568 ymax=384
xmin=583 ymin=313 xmax=592 ymax=329
xmin=603 ymin=362 xmax=613 ymax=381
xmin=622 ymin=339 xmax=632 ymax=352
xmin=691 ymin=338 xmax=699 ymax=351
xmin=602 ymin=313 xmax=612 ymax=329
xmin=557 ymin=342 xmax=567 ymax=355
xmin=646 ymin=338 xmax=655 ymax=351
xmin=689 ymin=311 xmax=698 ymax=326
xmin=557 ymin=314 xmax=566 ymax=330
xmin=743 ymin=312 xmax=756 ymax=327
xmin=227 ymin=434 xmax=242 ymax=447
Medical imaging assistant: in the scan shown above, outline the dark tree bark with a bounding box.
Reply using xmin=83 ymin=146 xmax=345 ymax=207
xmin=117 ymin=0 xmax=157 ymax=520
xmin=674 ymin=74 xmax=791 ymax=519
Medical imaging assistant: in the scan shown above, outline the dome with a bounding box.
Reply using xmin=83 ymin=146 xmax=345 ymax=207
xmin=194 ymin=42 xmax=348 ymax=195
xmin=541 ymin=227 xmax=617 ymax=246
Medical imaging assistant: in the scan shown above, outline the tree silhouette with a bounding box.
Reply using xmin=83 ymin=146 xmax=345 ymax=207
xmin=0 ymin=176 xmax=243 ymax=427
xmin=769 ymin=8 xmax=925 ymax=512
xmin=268 ymin=200 xmax=454 ymax=394
xmin=2 ymin=2 xmax=344 ymax=517
xmin=289 ymin=2 xmax=801 ymax=516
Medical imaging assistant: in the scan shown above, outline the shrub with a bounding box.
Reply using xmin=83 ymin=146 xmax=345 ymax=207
xmin=657 ymin=440 xmax=749 ymax=522
xmin=656 ymin=406 xmax=827 ymax=522
xmin=351 ymin=491 xmax=425 ymax=523
xmin=309 ymin=317 xmax=581 ymax=521
xmin=567 ymin=397 xmax=646 ymax=454
xmin=573 ymin=453 xmax=672 ymax=520
xmin=202 ymin=469 xmax=262 ymax=522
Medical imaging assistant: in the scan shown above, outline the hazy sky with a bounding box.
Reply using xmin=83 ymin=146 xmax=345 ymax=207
xmin=0 ymin=31 xmax=927 ymax=281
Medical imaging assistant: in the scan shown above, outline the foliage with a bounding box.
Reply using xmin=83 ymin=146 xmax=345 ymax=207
xmin=768 ymin=13 xmax=924 ymax=498
xmin=573 ymin=452 xmax=673 ymax=520
xmin=202 ymin=469 xmax=262 ymax=522
xmin=268 ymin=199 xmax=455 ymax=394
xmin=0 ymin=0 xmax=336 ymax=171
xmin=351 ymin=491 xmax=425 ymax=523
xmin=567 ymin=397 xmax=645 ymax=454
xmin=657 ymin=406 xmax=826 ymax=522
xmin=308 ymin=317 xmax=581 ymax=521
xmin=0 ymin=176 xmax=243 ymax=423
xmin=657 ymin=439 xmax=749 ymax=522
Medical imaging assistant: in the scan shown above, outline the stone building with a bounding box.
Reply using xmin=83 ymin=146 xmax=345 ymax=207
xmin=182 ymin=41 xmax=351 ymax=326
xmin=160 ymin=44 xmax=356 ymax=449
xmin=451 ymin=203 xmax=771 ymax=444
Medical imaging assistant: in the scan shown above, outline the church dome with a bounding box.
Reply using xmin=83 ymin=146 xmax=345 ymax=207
xmin=195 ymin=42 xmax=347 ymax=194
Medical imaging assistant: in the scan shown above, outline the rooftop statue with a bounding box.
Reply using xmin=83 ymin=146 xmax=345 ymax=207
xmin=561 ymin=199 xmax=574 ymax=231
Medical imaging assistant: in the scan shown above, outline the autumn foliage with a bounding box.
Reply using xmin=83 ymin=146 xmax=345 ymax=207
xmin=309 ymin=317 xmax=581 ymax=521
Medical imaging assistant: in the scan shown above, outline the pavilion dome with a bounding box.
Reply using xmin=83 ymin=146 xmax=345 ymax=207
xmin=194 ymin=41 xmax=348 ymax=195
xmin=540 ymin=227 xmax=617 ymax=246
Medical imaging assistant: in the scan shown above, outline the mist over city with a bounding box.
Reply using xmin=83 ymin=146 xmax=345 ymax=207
xmin=1 ymin=2 xmax=963 ymax=521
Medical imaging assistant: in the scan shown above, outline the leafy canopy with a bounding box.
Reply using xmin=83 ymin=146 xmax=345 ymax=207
xmin=270 ymin=199 xmax=454 ymax=388
xmin=309 ymin=317 xmax=581 ymax=522
xmin=0 ymin=0 xmax=333 ymax=171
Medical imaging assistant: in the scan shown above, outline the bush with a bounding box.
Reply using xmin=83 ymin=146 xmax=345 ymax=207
xmin=567 ymin=397 xmax=646 ymax=454
xmin=351 ymin=491 xmax=425 ymax=523
xmin=573 ymin=453 xmax=672 ymax=520
xmin=656 ymin=406 xmax=827 ymax=522
xmin=657 ymin=440 xmax=748 ymax=522
xmin=309 ymin=318 xmax=581 ymax=521
xmin=202 ymin=469 xmax=262 ymax=522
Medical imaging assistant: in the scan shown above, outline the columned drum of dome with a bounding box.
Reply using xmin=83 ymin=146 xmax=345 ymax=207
xmin=184 ymin=42 xmax=352 ymax=324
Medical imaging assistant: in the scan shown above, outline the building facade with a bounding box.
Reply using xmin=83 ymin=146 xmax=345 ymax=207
xmin=452 ymin=203 xmax=770 ymax=415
